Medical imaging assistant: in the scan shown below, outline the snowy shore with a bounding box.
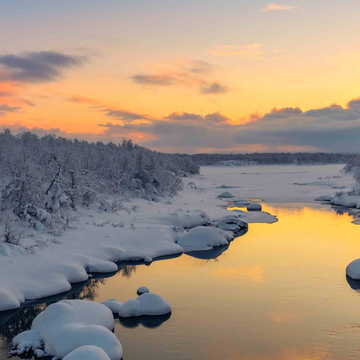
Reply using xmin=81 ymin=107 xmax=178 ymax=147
xmin=0 ymin=164 xmax=354 ymax=313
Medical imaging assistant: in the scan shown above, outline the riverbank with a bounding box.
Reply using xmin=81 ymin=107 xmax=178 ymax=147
xmin=0 ymin=164 xmax=354 ymax=312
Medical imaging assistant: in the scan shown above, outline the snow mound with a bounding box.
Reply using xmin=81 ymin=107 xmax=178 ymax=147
xmin=103 ymin=293 xmax=171 ymax=318
xmin=177 ymin=226 xmax=233 ymax=251
xmin=217 ymin=216 xmax=248 ymax=232
xmin=156 ymin=209 xmax=210 ymax=229
xmin=101 ymin=299 xmax=124 ymax=313
xmin=346 ymin=258 xmax=360 ymax=280
xmin=63 ymin=346 xmax=111 ymax=360
xmin=137 ymin=286 xmax=150 ymax=295
xmin=217 ymin=192 xmax=234 ymax=198
xmin=247 ymin=203 xmax=262 ymax=211
xmin=315 ymin=195 xmax=332 ymax=201
xmin=144 ymin=256 xmax=153 ymax=264
xmin=12 ymin=300 xmax=122 ymax=360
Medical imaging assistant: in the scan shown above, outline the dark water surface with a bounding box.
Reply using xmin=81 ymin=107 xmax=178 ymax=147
xmin=2 ymin=203 xmax=360 ymax=360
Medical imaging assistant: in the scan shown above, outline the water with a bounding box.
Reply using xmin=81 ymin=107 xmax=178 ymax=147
xmin=2 ymin=203 xmax=360 ymax=360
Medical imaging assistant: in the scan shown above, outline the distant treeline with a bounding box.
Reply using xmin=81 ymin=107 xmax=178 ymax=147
xmin=191 ymin=153 xmax=357 ymax=166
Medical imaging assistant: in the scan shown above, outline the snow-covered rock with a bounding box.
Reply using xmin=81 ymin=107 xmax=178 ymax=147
xmin=144 ymin=256 xmax=153 ymax=264
xmin=102 ymin=293 xmax=171 ymax=318
xmin=217 ymin=216 xmax=248 ymax=232
xmin=315 ymin=195 xmax=332 ymax=201
xmin=137 ymin=286 xmax=150 ymax=295
xmin=217 ymin=192 xmax=234 ymax=198
xmin=12 ymin=300 xmax=122 ymax=360
xmin=119 ymin=293 xmax=171 ymax=318
xmin=346 ymin=258 xmax=360 ymax=280
xmin=177 ymin=226 xmax=233 ymax=251
xmin=232 ymin=199 xmax=250 ymax=207
xmin=247 ymin=203 xmax=262 ymax=211
xmin=331 ymin=195 xmax=360 ymax=209
xmin=63 ymin=346 xmax=111 ymax=360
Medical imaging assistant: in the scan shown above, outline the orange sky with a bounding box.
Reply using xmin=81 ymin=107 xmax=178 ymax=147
xmin=1 ymin=0 xmax=360 ymax=152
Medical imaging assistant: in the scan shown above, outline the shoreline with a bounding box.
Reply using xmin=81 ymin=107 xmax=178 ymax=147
xmin=0 ymin=164 xmax=355 ymax=313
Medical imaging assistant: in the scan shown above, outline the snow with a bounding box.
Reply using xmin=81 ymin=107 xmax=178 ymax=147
xmin=101 ymin=299 xmax=124 ymax=313
xmin=0 ymin=164 xmax=354 ymax=313
xmin=12 ymin=300 xmax=122 ymax=360
xmin=346 ymin=258 xmax=360 ymax=280
xmin=177 ymin=226 xmax=233 ymax=251
xmin=247 ymin=203 xmax=262 ymax=211
xmin=63 ymin=346 xmax=111 ymax=360
xmin=137 ymin=286 xmax=150 ymax=295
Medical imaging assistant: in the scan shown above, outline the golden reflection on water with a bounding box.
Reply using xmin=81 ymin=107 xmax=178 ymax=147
xmin=88 ymin=203 xmax=360 ymax=360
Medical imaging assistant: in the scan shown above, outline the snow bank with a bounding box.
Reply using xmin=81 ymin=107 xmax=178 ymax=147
xmin=346 ymin=259 xmax=360 ymax=280
xmin=331 ymin=195 xmax=360 ymax=209
xmin=177 ymin=226 xmax=233 ymax=251
xmin=247 ymin=203 xmax=262 ymax=211
xmin=217 ymin=216 xmax=248 ymax=232
xmin=12 ymin=300 xmax=122 ymax=360
xmin=102 ymin=293 xmax=171 ymax=318
xmin=315 ymin=195 xmax=332 ymax=201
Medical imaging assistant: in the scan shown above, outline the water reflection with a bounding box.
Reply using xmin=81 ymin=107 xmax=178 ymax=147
xmin=118 ymin=313 xmax=171 ymax=329
xmin=186 ymin=244 xmax=230 ymax=261
xmin=4 ymin=203 xmax=360 ymax=360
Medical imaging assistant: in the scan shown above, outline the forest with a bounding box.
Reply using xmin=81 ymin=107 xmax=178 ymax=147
xmin=0 ymin=130 xmax=199 ymax=238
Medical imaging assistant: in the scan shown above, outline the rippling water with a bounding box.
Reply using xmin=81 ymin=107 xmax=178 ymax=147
xmin=2 ymin=203 xmax=360 ymax=360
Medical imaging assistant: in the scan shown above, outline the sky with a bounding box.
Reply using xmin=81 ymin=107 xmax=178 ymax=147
xmin=1 ymin=0 xmax=360 ymax=153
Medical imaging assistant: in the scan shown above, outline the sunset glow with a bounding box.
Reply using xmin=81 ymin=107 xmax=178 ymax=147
xmin=1 ymin=0 xmax=360 ymax=152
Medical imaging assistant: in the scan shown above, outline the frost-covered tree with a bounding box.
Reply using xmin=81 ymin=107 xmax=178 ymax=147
xmin=0 ymin=130 xmax=199 ymax=234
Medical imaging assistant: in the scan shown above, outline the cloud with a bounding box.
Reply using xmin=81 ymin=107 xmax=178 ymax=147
xmin=67 ymin=95 xmax=104 ymax=106
xmin=0 ymin=91 xmax=13 ymax=97
xmin=102 ymin=108 xmax=150 ymax=121
xmin=181 ymin=60 xmax=215 ymax=75
xmin=206 ymin=44 xmax=264 ymax=59
xmin=0 ymin=104 xmax=21 ymax=117
xmin=201 ymin=82 xmax=228 ymax=95
xmin=0 ymin=51 xmax=86 ymax=83
xmin=130 ymin=74 xmax=177 ymax=86
xmin=129 ymin=59 xmax=229 ymax=95
xmin=262 ymin=3 xmax=295 ymax=11
xmin=204 ymin=112 xmax=230 ymax=123
xmin=166 ymin=112 xmax=204 ymax=121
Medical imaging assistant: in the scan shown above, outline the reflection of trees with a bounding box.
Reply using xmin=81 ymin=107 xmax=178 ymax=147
xmin=119 ymin=265 xmax=137 ymax=278
xmin=0 ymin=278 xmax=105 ymax=345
